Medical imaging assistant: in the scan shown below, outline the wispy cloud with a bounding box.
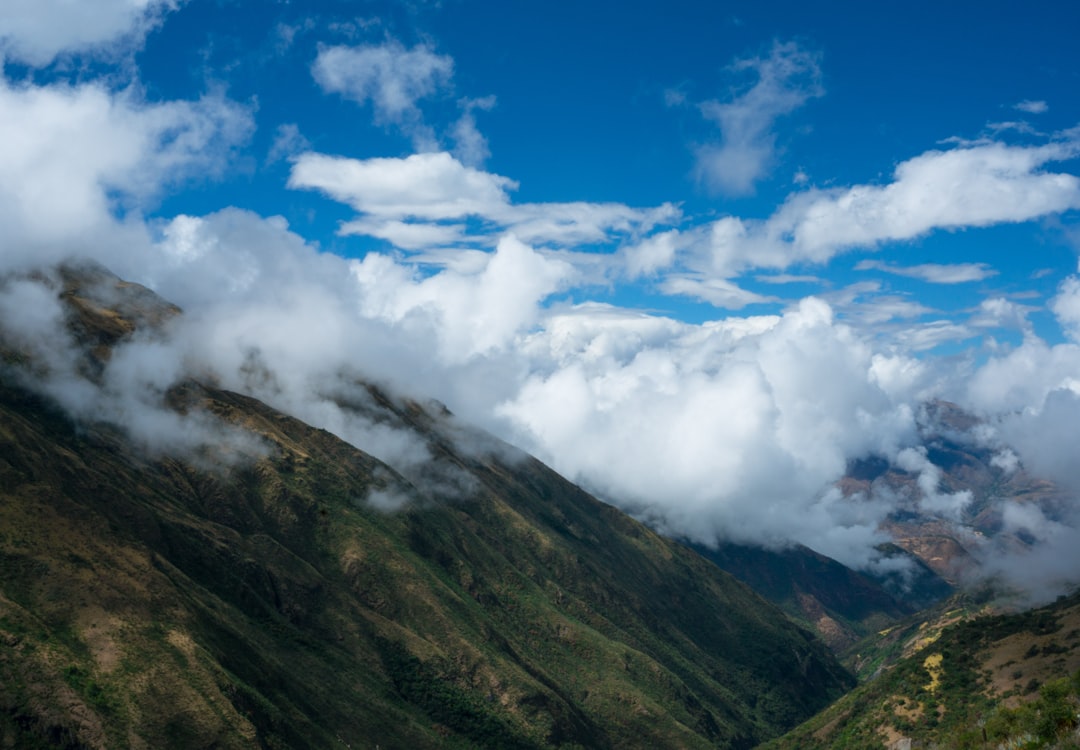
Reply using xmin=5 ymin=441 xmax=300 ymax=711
xmin=312 ymin=39 xmax=454 ymax=150
xmin=288 ymin=150 xmax=679 ymax=251
xmin=451 ymin=95 xmax=496 ymax=167
xmin=690 ymin=137 xmax=1080 ymax=278
xmin=266 ymin=123 xmax=310 ymax=164
xmin=658 ymin=274 xmax=777 ymax=309
xmin=1015 ymin=99 xmax=1049 ymax=114
xmin=855 ymin=259 xmax=999 ymax=284
xmin=693 ymin=40 xmax=823 ymax=196
xmin=753 ymin=272 xmax=822 ymax=285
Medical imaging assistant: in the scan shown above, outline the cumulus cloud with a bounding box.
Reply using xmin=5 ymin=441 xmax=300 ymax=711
xmin=4 ymin=144 xmax=1079 ymax=591
xmin=0 ymin=78 xmax=252 ymax=267
xmin=693 ymin=40 xmax=823 ymax=196
xmin=1050 ymin=275 xmax=1080 ymax=341
xmin=349 ymin=234 xmax=574 ymax=362
xmin=495 ymin=296 xmax=925 ymax=569
xmin=969 ymin=297 xmax=1034 ymax=335
xmin=0 ymin=0 xmax=178 ymax=66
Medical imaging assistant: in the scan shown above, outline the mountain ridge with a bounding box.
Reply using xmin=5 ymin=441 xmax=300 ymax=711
xmin=0 ymin=262 xmax=853 ymax=748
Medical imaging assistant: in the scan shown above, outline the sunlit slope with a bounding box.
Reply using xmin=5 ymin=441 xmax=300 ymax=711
xmin=0 ymin=265 xmax=852 ymax=749
xmin=764 ymin=591 xmax=1080 ymax=749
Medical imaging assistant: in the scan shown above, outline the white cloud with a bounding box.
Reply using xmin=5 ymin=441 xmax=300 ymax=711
xmin=658 ymin=274 xmax=775 ymax=309
xmin=694 ymin=41 xmax=823 ymax=196
xmin=753 ymin=272 xmax=822 ymax=285
xmin=452 ymin=95 xmax=496 ymax=167
xmin=893 ymin=320 xmax=975 ymax=351
xmin=496 ymin=296 xmax=923 ymax=568
xmin=622 ymin=230 xmax=682 ymax=278
xmin=855 ymin=259 xmax=998 ymax=284
xmin=0 ymin=78 xmax=252 ymax=268
xmin=0 ymin=0 xmax=177 ymax=66
xmin=349 ymin=234 xmax=575 ymax=362
xmin=895 ymin=446 xmax=973 ymax=521
xmin=313 ymin=40 xmax=454 ymax=150
xmin=969 ymin=297 xmax=1033 ymax=334
xmin=693 ymin=138 xmax=1080 ymax=278
xmin=289 ymin=150 xmax=679 ymax=252
xmin=966 ymin=337 xmax=1080 ymax=415
xmin=289 ymin=151 xmax=514 ymax=220
xmin=4 ymin=11 xmax=1080 ymax=597
xmin=267 ymin=123 xmax=310 ymax=164
xmin=1 ymin=195 xmax=937 ymax=571
xmin=1015 ymin=99 xmax=1049 ymax=114
xmin=991 ymin=449 xmax=1019 ymax=474
xmin=1050 ymin=275 xmax=1080 ymax=341
xmin=835 ymin=294 xmax=933 ymax=327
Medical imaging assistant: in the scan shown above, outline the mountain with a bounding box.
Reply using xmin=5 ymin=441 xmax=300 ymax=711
xmin=0 ymin=263 xmax=853 ymax=749
xmin=764 ymin=590 xmax=1080 ymax=749
xmin=842 ymin=401 xmax=1071 ymax=589
xmin=690 ymin=541 xmax=920 ymax=653
xmin=705 ymin=398 xmax=1072 ymax=657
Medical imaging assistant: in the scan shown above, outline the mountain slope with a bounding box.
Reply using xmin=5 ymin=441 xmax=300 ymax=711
xmin=0 ymin=264 xmax=853 ymax=749
xmin=764 ymin=591 xmax=1080 ymax=749
xmin=690 ymin=541 xmax=915 ymax=652
xmin=842 ymin=401 xmax=1072 ymax=590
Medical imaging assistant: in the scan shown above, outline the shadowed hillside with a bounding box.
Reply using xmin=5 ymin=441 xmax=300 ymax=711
xmin=0 ymin=264 xmax=853 ymax=748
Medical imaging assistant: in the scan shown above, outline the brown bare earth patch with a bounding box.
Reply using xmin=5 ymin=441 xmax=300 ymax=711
xmin=811 ymin=707 xmax=851 ymax=742
xmin=877 ymin=722 xmax=911 ymax=749
xmin=891 ymin=695 xmax=923 ymax=723
xmin=75 ymin=607 xmax=125 ymax=674
xmin=885 ymin=526 xmax=974 ymax=583
xmin=980 ymin=606 xmax=1080 ymax=702
xmin=796 ymin=592 xmax=857 ymax=651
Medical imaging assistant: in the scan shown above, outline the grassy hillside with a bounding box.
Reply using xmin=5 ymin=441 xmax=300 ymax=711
xmin=764 ymin=591 xmax=1080 ymax=749
xmin=0 ymin=264 xmax=853 ymax=749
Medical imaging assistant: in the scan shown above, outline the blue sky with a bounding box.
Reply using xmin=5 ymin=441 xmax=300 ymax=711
xmin=124 ymin=0 xmax=1080 ymax=335
xmin=3 ymin=0 xmax=1080 ymax=584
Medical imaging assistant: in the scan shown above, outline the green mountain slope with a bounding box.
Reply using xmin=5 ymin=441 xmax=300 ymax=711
xmin=690 ymin=541 xmax=917 ymax=652
xmin=0 ymin=264 xmax=853 ymax=749
xmin=764 ymin=592 xmax=1080 ymax=749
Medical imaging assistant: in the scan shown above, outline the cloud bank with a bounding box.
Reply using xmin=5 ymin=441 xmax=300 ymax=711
xmin=2 ymin=8 xmax=1080 ymax=602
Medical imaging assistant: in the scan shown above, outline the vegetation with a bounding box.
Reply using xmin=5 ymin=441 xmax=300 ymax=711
xmin=764 ymin=591 xmax=1080 ymax=749
xmin=690 ymin=541 xmax=929 ymax=652
xmin=0 ymin=265 xmax=853 ymax=748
